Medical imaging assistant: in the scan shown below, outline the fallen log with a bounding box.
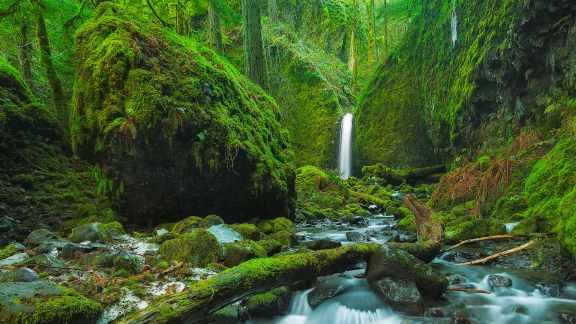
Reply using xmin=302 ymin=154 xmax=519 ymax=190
xmin=457 ymin=240 xmax=536 ymax=266
xmin=121 ymin=242 xmax=441 ymax=323
xmin=362 ymin=164 xmax=446 ymax=185
xmin=443 ymin=235 xmax=515 ymax=252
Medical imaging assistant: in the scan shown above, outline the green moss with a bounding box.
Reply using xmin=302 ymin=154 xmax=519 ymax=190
xmin=230 ymin=224 xmax=261 ymax=240
xmin=257 ymin=239 xmax=283 ymax=256
xmin=244 ymin=286 xmax=290 ymax=317
xmin=257 ymin=217 xmax=294 ymax=234
xmin=201 ymin=215 xmax=225 ymax=228
xmin=0 ymin=243 xmax=21 ymax=260
xmin=159 ymin=229 xmax=221 ymax=266
xmin=172 ymin=216 xmax=203 ymax=234
xmin=267 ymin=230 xmax=294 ymax=249
xmin=222 ymin=240 xmax=267 ymax=267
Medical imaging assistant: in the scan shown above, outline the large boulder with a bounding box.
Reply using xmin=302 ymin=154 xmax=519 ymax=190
xmin=159 ymin=229 xmax=221 ymax=266
xmin=71 ymin=4 xmax=295 ymax=225
xmin=366 ymin=245 xmax=447 ymax=300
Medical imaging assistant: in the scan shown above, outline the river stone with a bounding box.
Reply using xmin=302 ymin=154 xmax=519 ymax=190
xmin=0 ymin=253 xmax=29 ymax=267
xmin=208 ymin=225 xmax=242 ymax=245
xmin=61 ymin=242 xmax=102 ymax=259
xmin=25 ymin=229 xmax=58 ymax=247
xmin=373 ymin=277 xmax=422 ymax=305
xmin=305 ymin=239 xmax=342 ymax=251
xmin=0 ymin=267 xmax=39 ymax=282
xmin=346 ymin=231 xmax=366 ymax=242
xmin=27 ymin=254 xmax=65 ymax=274
xmin=308 ymin=276 xmax=358 ymax=308
xmin=447 ymin=274 xmax=469 ymax=286
xmin=366 ymin=245 xmax=447 ymax=299
xmin=487 ymin=274 xmax=513 ymax=289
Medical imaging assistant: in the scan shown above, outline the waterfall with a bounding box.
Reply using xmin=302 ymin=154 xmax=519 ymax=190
xmin=339 ymin=113 xmax=353 ymax=180
xmin=451 ymin=0 xmax=458 ymax=47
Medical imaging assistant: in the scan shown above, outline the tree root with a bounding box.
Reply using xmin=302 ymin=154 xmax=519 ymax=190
xmin=444 ymin=234 xmax=516 ymax=252
xmin=457 ymin=240 xmax=536 ymax=266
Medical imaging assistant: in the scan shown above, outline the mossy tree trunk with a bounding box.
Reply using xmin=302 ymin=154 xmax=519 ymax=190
xmin=208 ymin=0 xmax=222 ymax=52
xmin=35 ymin=5 xmax=65 ymax=120
xmin=19 ymin=19 xmax=34 ymax=90
xmin=242 ymin=0 xmax=268 ymax=89
xmin=120 ymin=243 xmax=440 ymax=323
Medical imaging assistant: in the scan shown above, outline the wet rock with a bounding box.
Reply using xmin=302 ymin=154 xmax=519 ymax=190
xmin=25 ymin=229 xmax=58 ymax=247
xmin=486 ymin=274 xmax=513 ymax=289
xmin=305 ymin=239 xmax=342 ymax=251
xmin=440 ymin=251 xmax=475 ymax=263
xmin=536 ymin=282 xmax=561 ymax=297
xmin=308 ymin=276 xmax=357 ymax=308
xmin=345 ymin=231 xmax=366 ymax=242
xmin=0 ymin=267 xmax=39 ymax=282
xmin=69 ymin=222 xmax=124 ymax=243
xmin=559 ymin=312 xmax=576 ymax=324
xmin=61 ymin=242 xmax=103 ymax=259
xmin=27 ymin=254 xmax=65 ymax=274
xmin=202 ymin=215 xmax=225 ymax=228
xmin=373 ymin=277 xmax=422 ymax=305
xmin=83 ymin=250 xmax=144 ymax=274
xmin=447 ymin=274 xmax=468 ymax=286
xmin=0 ymin=253 xmax=29 ymax=267
xmin=502 ymin=304 xmax=528 ymax=315
xmin=349 ymin=216 xmax=367 ymax=226
xmin=0 ymin=242 xmax=25 ymax=259
xmin=0 ymin=281 xmax=101 ymax=322
xmin=35 ymin=240 xmax=69 ymax=254
xmin=208 ymin=225 xmax=242 ymax=245
xmin=425 ymin=307 xmax=445 ymax=317
xmin=366 ymin=245 xmax=447 ymax=299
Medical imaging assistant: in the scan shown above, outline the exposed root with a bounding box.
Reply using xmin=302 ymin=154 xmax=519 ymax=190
xmin=447 ymin=287 xmax=493 ymax=294
xmin=457 ymin=240 xmax=536 ymax=266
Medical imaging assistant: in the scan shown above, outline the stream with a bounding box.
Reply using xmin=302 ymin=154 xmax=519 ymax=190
xmin=249 ymin=215 xmax=576 ymax=324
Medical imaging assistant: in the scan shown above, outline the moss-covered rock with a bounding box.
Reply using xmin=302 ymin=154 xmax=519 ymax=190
xmin=69 ymin=222 xmax=125 ymax=243
xmin=201 ymin=215 xmax=225 ymax=228
xmin=230 ymin=224 xmax=261 ymax=241
xmin=159 ymin=229 xmax=221 ymax=266
xmin=0 ymin=243 xmax=24 ymax=260
xmin=257 ymin=217 xmax=294 ymax=234
xmin=267 ymin=230 xmax=294 ymax=249
xmin=243 ymin=286 xmax=291 ymax=318
xmin=0 ymin=281 xmax=102 ymax=324
xmin=171 ymin=216 xmax=203 ymax=234
xmin=71 ymin=3 xmax=295 ymax=225
xmin=257 ymin=239 xmax=283 ymax=256
xmin=222 ymin=240 xmax=266 ymax=267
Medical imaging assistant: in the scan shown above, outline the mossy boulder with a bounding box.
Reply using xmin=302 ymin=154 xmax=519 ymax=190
xmin=243 ymin=286 xmax=291 ymax=317
xmin=69 ymin=222 xmax=125 ymax=243
xmin=171 ymin=216 xmax=203 ymax=234
xmin=0 ymin=281 xmax=102 ymax=323
xmin=257 ymin=239 xmax=283 ymax=256
xmin=257 ymin=217 xmax=294 ymax=234
xmin=230 ymin=224 xmax=261 ymax=241
xmin=201 ymin=215 xmax=225 ymax=228
xmin=267 ymin=230 xmax=294 ymax=249
xmin=71 ymin=4 xmax=295 ymax=225
xmin=0 ymin=243 xmax=25 ymax=260
xmin=159 ymin=229 xmax=221 ymax=266
xmin=222 ymin=240 xmax=266 ymax=267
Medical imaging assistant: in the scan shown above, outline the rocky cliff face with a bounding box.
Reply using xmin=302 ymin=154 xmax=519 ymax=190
xmin=71 ymin=4 xmax=295 ymax=225
xmin=355 ymin=0 xmax=576 ymax=168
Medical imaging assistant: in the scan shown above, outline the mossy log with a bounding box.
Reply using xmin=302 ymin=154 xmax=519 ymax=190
xmin=121 ymin=243 xmax=440 ymax=323
xmin=362 ymin=164 xmax=446 ymax=185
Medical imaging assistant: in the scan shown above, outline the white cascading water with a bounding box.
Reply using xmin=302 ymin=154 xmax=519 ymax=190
xmin=451 ymin=0 xmax=458 ymax=47
xmin=339 ymin=113 xmax=353 ymax=180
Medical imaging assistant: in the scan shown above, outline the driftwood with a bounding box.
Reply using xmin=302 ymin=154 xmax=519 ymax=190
xmin=120 ymin=243 xmax=440 ymax=324
xmin=447 ymin=287 xmax=492 ymax=294
xmin=404 ymin=194 xmax=443 ymax=244
xmin=443 ymin=235 xmax=515 ymax=252
xmin=457 ymin=240 xmax=536 ymax=266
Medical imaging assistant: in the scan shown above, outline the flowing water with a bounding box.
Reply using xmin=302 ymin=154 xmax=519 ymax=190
xmin=339 ymin=113 xmax=354 ymax=180
xmin=451 ymin=0 xmax=458 ymax=47
xmin=252 ymin=216 xmax=576 ymax=324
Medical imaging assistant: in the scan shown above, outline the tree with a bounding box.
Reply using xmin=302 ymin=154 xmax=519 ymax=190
xmin=242 ymin=0 xmax=268 ymax=89
xmin=34 ymin=0 xmax=65 ymax=119
xmin=208 ymin=0 xmax=222 ymax=51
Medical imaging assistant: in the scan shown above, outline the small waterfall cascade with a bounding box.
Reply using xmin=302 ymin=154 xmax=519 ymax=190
xmin=339 ymin=113 xmax=353 ymax=180
xmin=451 ymin=0 xmax=458 ymax=47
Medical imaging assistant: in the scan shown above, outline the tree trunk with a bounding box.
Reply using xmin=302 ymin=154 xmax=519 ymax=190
xmin=19 ymin=20 xmax=34 ymax=90
xmin=404 ymin=194 xmax=443 ymax=244
xmin=268 ymin=0 xmax=278 ymax=22
xmin=120 ymin=243 xmax=440 ymax=323
xmin=208 ymin=0 xmax=222 ymax=51
xmin=242 ymin=0 xmax=268 ymax=89
xmin=367 ymin=0 xmax=377 ymax=68
xmin=36 ymin=8 xmax=65 ymax=120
